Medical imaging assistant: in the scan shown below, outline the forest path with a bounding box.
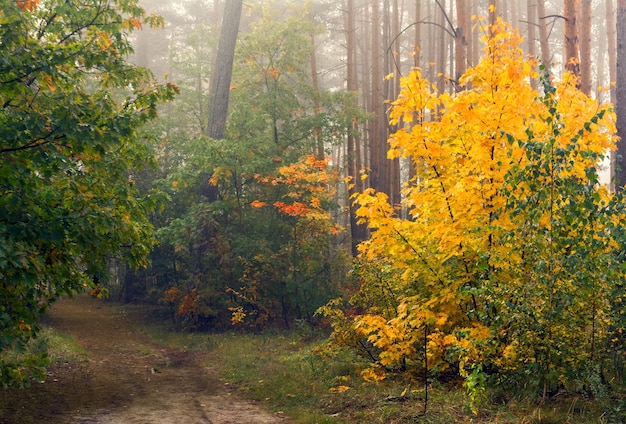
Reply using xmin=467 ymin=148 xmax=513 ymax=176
xmin=0 ymin=296 xmax=289 ymax=424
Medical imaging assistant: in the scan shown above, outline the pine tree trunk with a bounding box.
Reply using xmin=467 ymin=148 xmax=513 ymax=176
xmin=309 ymin=8 xmax=324 ymax=160
xmin=537 ymin=0 xmax=552 ymax=72
xmin=489 ymin=0 xmax=497 ymax=29
xmin=345 ymin=0 xmax=367 ymax=255
xmin=206 ymin=0 xmax=243 ymax=140
xmin=527 ymin=0 xmax=538 ymax=89
xmin=564 ymin=0 xmax=580 ymax=77
xmin=607 ymin=0 xmax=617 ymax=104
xmin=414 ymin=1 xmax=422 ymax=68
xmin=615 ymin=0 xmax=626 ymax=190
xmin=370 ymin=0 xmax=384 ymax=194
xmin=455 ymin=0 xmax=468 ymax=89
xmin=436 ymin=0 xmax=446 ymax=95
xmin=578 ymin=0 xmax=592 ymax=95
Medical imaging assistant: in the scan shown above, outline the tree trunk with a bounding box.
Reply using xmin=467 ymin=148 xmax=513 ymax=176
xmin=471 ymin=1 xmax=480 ymax=66
xmin=346 ymin=0 xmax=367 ymax=255
xmin=608 ymin=0 xmax=617 ymax=104
xmin=370 ymin=0 xmax=384 ymax=194
xmin=206 ymin=0 xmax=243 ymax=140
xmin=455 ymin=0 xmax=468 ymax=89
xmin=309 ymin=8 xmax=324 ymax=160
xmin=427 ymin=1 xmax=435 ymax=83
xmin=564 ymin=0 xmax=580 ymax=78
xmin=414 ymin=1 xmax=422 ymax=68
xmin=389 ymin=0 xmax=401 ymax=205
xmin=354 ymin=4 xmax=374 ymax=190
xmin=448 ymin=0 xmax=454 ymax=94
xmin=464 ymin=0 xmax=474 ymax=69
xmin=489 ymin=0 xmax=497 ymax=30
xmin=615 ymin=0 xmax=626 ymax=190
xmin=596 ymin=2 xmax=608 ymax=102
xmin=578 ymin=0 xmax=592 ymax=95
xmin=510 ymin=0 xmax=519 ymax=30
xmin=436 ymin=0 xmax=446 ymax=95
xmin=527 ymin=0 xmax=538 ymax=90
xmin=537 ymin=0 xmax=552 ymax=73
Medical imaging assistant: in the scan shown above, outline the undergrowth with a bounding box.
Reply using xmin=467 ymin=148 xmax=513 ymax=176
xmin=0 ymin=326 xmax=88 ymax=388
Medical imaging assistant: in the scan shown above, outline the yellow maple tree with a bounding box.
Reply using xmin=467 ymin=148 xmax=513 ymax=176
xmin=320 ymin=19 xmax=624 ymax=407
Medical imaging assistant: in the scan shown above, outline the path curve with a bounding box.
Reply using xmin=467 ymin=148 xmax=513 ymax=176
xmin=0 ymin=296 xmax=289 ymax=424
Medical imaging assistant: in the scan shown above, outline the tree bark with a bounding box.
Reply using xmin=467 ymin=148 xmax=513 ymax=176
xmin=346 ymin=0 xmax=367 ymax=255
xmin=608 ymin=0 xmax=617 ymax=104
xmin=370 ymin=0 xmax=384 ymax=194
xmin=436 ymin=0 xmax=446 ymax=95
xmin=578 ymin=0 xmax=592 ymax=95
xmin=488 ymin=0 xmax=497 ymax=30
xmin=309 ymin=8 xmax=324 ymax=160
xmin=414 ymin=1 xmax=422 ymax=68
xmin=537 ymin=0 xmax=552 ymax=73
xmin=564 ymin=0 xmax=580 ymax=78
xmin=455 ymin=0 xmax=468 ymax=89
xmin=527 ymin=0 xmax=538 ymax=89
xmin=615 ymin=0 xmax=626 ymax=190
xmin=471 ymin=1 xmax=480 ymax=66
xmin=427 ymin=1 xmax=435 ymax=83
xmin=206 ymin=0 xmax=243 ymax=140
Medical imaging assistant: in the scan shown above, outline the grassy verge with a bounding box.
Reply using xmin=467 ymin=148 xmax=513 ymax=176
xmin=0 ymin=326 xmax=88 ymax=388
xmin=41 ymin=327 xmax=89 ymax=363
xmin=136 ymin=308 xmax=624 ymax=423
xmin=203 ymin=332 xmax=615 ymax=424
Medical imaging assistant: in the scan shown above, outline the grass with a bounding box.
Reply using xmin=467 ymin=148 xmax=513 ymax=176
xmin=0 ymin=326 xmax=88 ymax=388
xmin=208 ymin=332 xmax=340 ymax=423
xmin=41 ymin=327 xmax=89 ymax=363
xmin=39 ymin=303 xmax=626 ymax=423
xmin=207 ymin=333 xmax=626 ymax=423
xmin=135 ymin=311 xmax=624 ymax=423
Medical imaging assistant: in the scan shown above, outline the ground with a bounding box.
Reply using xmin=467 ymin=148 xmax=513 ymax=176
xmin=0 ymin=296 xmax=290 ymax=424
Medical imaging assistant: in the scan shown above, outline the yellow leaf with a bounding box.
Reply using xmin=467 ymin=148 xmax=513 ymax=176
xmin=330 ymin=385 xmax=350 ymax=393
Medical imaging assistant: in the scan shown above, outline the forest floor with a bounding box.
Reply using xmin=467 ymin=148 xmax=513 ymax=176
xmin=0 ymin=295 xmax=290 ymax=424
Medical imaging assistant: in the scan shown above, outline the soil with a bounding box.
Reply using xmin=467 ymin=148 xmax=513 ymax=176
xmin=0 ymin=296 xmax=290 ymax=424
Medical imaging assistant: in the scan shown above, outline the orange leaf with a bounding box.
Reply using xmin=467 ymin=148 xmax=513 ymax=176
xmin=16 ymin=0 xmax=38 ymax=11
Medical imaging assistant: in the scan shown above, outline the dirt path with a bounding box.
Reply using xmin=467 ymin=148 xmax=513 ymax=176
xmin=0 ymin=296 xmax=289 ymax=424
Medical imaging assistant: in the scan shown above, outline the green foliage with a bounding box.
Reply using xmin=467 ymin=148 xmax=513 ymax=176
xmin=0 ymin=0 xmax=176 ymax=385
xmin=141 ymin=2 xmax=355 ymax=331
xmin=0 ymin=333 xmax=48 ymax=388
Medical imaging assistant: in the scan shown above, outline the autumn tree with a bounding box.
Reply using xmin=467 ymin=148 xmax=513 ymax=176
xmin=0 ymin=0 xmax=176 ymax=386
xmin=319 ymin=20 xmax=623 ymax=411
xmin=150 ymin=2 xmax=355 ymax=329
xmin=237 ymin=154 xmax=346 ymax=328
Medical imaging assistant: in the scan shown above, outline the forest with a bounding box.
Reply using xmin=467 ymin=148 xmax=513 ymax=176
xmin=3 ymin=0 xmax=626 ymax=421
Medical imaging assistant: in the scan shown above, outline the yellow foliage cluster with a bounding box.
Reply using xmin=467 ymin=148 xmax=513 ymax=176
xmin=323 ymin=19 xmax=624 ymax=399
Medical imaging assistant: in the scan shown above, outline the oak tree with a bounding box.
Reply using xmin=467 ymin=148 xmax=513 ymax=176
xmin=0 ymin=0 xmax=176 ymax=386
